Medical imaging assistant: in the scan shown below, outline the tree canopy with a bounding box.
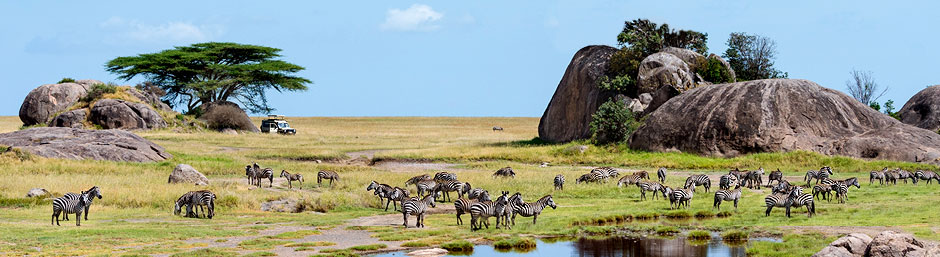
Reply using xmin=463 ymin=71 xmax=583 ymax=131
xmin=105 ymin=42 xmax=311 ymax=114
xmin=616 ymin=19 xmax=708 ymax=56
xmin=723 ymin=32 xmax=786 ymax=80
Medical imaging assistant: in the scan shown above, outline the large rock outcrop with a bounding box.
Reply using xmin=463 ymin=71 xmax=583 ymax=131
xmin=813 ymin=233 xmax=872 ymax=257
xmin=899 ymin=85 xmax=940 ymax=131
xmin=865 ymin=231 xmax=940 ymax=257
xmin=538 ymin=45 xmax=618 ymax=143
xmin=19 ymin=83 xmax=90 ymax=126
xmin=90 ymin=99 xmax=167 ymax=130
xmin=0 ymin=127 xmax=172 ymax=162
xmin=48 ymin=109 xmax=88 ymax=128
xmin=637 ymin=52 xmax=695 ymax=95
xmin=631 ymin=79 xmax=940 ymax=163
xmin=168 ymin=164 xmax=209 ymax=185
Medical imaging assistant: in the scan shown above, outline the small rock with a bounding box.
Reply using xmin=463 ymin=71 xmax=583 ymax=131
xmin=638 ymin=93 xmax=653 ymax=105
xmin=168 ymin=164 xmax=209 ymax=185
xmin=866 ymin=231 xmax=926 ymax=257
xmin=813 ymin=233 xmax=872 ymax=257
xmin=221 ymin=128 xmax=238 ymax=135
xmin=260 ymin=199 xmax=304 ymax=213
xmin=26 ymin=188 xmax=50 ymax=198
xmin=407 ymin=248 xmax=448 ymax=257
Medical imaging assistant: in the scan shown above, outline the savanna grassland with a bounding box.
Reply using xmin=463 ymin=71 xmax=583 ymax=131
xmin=0 ymin=116 xmax=938 ymax=257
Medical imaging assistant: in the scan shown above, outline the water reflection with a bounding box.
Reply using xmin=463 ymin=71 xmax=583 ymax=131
xmin=373 ymin=235 xmax=773 ymax=257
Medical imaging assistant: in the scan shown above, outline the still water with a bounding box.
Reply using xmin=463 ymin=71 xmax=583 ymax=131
xmin=373 ymin=236 xmax=779 ymax=257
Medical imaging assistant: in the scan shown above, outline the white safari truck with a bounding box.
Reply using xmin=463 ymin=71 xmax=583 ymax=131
xmin=260 ymin=115 xmax=296 ymax=135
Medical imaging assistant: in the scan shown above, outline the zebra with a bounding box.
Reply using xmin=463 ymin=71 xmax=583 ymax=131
xmin=254 ymin=167 xmax=274 ymax=188
xmin=458 ymin=182 xmax=472 ymax=198
xmin=832 ymin=182 xmax=849 ymax=204
xmin=414 ymin=179 xmax=438 ymax=198
xmin=713 ymin=185 xmax=742 ymax=211
xmin=870 ymin=168 xmax=887 ymax=185
xmin=835 ymin=177 xmax=860 ymax=190
xmin=280 ymin=170 xmax=304 ymax=189
xmin=670 ymin=184 xmax=695 ymax=209
xmin=764 ymin=188 xmax=815 ymax=218
xmin=245 ymin=165 xmax=257 ymax=185
xmin=384 ymin=187 xmax=410 ymax=212
xmin=174 ymin=191 xmax=196 ymax=217
xmin=189 ymin=190 xmax=216 ymax=219
xmin=684 ymin=174 xmax=711 ymax=193
xmin=576 ymin=173 xmax=607 ymax=184
xmin=469 ymin=191 xmax=509 ymax=230
xmin=767 ymin=168 xmax=784 ymax=186
xmin=743 ymin=168 xmax=765 ymax=189
xmin=729 ymin=168 xmax=748 ymax=181
xmin=660 ymin=186 xmax=674 ymax=202
xmin=454 ymin=197 xmax=479 ymax=225
xmin=52 ymin=190 xmax=91 ymax=226
xmin=656 ymin=167 xmax=667 ymax=183
xmin=591 ymin=167 xmax=620 ymax=178
xmin=492 ymin=126 xmax=504 ymax=131
xmin=317 ymin=170 xmax=339 ymax=187
xmin=637 ymin=181 xmax=664 ymax=200
xmin=508 ymin=193 xmax=556 ymax=225
xmin=719 ymin=174 xmax=738 ymax=190
xmin=405 ymin=174 xmax=431 ymax=186
xmin=367 ymin=181 xmax=394 ymax=209
xmin=468 ymin=188 xmax=491 ymax=202
xmin=434 ymin=180 xmax=463 ymax=202
xmin=895 ymin=168 xmax=914 ymax=184
xmin=617 ymin=172 xmax=646 ymax=188
xmin=57 ymin=186 xmax=102 ymax=221
xmin=402 ymin=194 xmax=437 ymax=228
xmin=493 ymin=167 xmax=516 ymax=178
xmin=812 ymin=184 xmax=833 ymax=202
xmin=434 ymin=172 xmax=457 ymax=182
xmin=772 ymin=180 xmax=798 ymax=195
xmin=805 ymin=166 xmax=833 ymax=186
xmin=914 ymin=170 xmax=940 ymax=184
xmin=885 ymin=169 xmax=899 ymax=185
xmin=553 ymin=174 xmax=565 ymax=190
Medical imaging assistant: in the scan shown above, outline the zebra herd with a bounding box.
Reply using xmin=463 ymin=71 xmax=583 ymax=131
xmin=869 ymin=167 xmax=940 ymax=185
xmin=245 ymin=162 xmax=340 ymax=188
xmin=367 ymin=168 xmax=556 ymax=230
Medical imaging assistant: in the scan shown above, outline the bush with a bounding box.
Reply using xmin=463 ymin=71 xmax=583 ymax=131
xmin=440 ymin=240 xmax=473 ymax=252
xmin=58 ymin=78 xmax=75 ymax=83
xmin=590 ymin=99 xmax=642 ymax=144
xmin=698 ymin=57 xmax=735 ymax=83
xmin=82 ymin=83 xmax=117 ymax=103
xmin=203 ymin=102 xmax=254 ymax=131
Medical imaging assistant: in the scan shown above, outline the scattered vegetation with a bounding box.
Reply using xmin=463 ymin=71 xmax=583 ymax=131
xmin=746 ymin=233 xmax=834 ymax=257
xmin=237 ymin=238 xmax=292 ymax=250
xmin=265 ymin=230 xmax=321 ymax=239
xmin=694 ymin=210 xmax=715 ymax=218
xmin=664 ymin=210 xmax=692 ymax=219
xmin=400 ymin=241 xmax=429 ymax=247
xmin=722 ymin=230 xmax=750 ymax=241
xmin=655 ymin=226 xmax=681 ymax=235
xmin=724 ymin=32 xmax=787 ymax=80
xmin=81 ymin=83 xmax=118 ymax=103
xmin=58 ymin=78 xmax=76 ymax=83
xmin=203 ymin=102 xmax=254 ymax=130
xmin=687 ymin=230 xmax=712 ymax=240
xmin=493 ymin=237 xmax=537 ymax=251
xmin=440 ymin=240 xmax=474 ymax=252
xmin=590 ymin=99 xmax=643 ymax=144
xmin=346 ymin=244 xmax=386 ymax=251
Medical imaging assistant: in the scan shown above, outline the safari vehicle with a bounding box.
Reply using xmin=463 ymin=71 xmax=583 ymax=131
xmin=260 ymin=115 xmax=296 ymax=135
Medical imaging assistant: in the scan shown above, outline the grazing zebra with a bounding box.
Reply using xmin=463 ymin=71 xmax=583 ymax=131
xmin=772 ymin=180 xmax=800 ymax=195
xmin=458 ymin=182 xmax=472 ymax=198
xmin=885 ymin=169 xmax=899 ymax=185
xmin=870 ymin=168 xmax=887 ymax=185
xmin=591 ymin=167 xmax=620 ymax=178
xmin=469 ymin=191 xmax=509 ymax=230
xmin=832 ymin=182 xmax=848 ymax=204
xmin=434 ymin=180 xmax=464 ymax=202
xmin=713 ymin=185 xmax=742 ymax=211
xmin=58 ymin=186 xmax=102 ymax=221
xmin=402 ymin=194 xmax=437 ymax=228
xmin=895 ymin=168 xmax=913 ymax=184
xmin=434 ymin=172 xmax=457 ymax=182
xmin=729 ymin=168 xmax=748 ymax=181
xmin=468 ymin=188 xmax=490 ymax=201
xmin=254 ymin=167 xmax=274 ymax=188
xmin=554 ymin=174 xmax=565 ymax=190
xmin=52 ymin=190 xmax=91 ymax=226
xmin=660 ymin=186 xmax=673 ymax=202
xmin=617 ymin=172 xmax=646 ymax=187
xmin=743 ymin=168 xmax=765 ymax=189
xmin=384 ymin=187 xmax=410 ymax=211
xmin=454 ymin=197 xmax=479 ymax=225
xmin=317 ymin=170 xmax=339 ymax=187
xmin=508 ymin=193 xmax=556 ymax=225
xmin=765 ymin=188 xmax=815 ymax=218
xmin=767 ymin=168 xmax=784 ymax=186
xmin=657 ymin=167 xmax=667 ymax=183
xmin=914 ymin=170 xmax=940 ymax=184
xmin=493 ymin=167 xmax=516 ymax=178
xmin=812 ymin=184 xmax=832 ymax=202
xmin=174 ymin=191 xmax=196 ymax=217
xmin=280 ymin=170 xmax=304 ymax=189
xmin=719 ymin=174 xmax=738 ymax=190
xmin=189 ymin=190 xmax=216 ymax=219
xmin=367 ymin=181 xmax=395 ymax=209
xmin=414 ymin=179 xmax=438 ymax=198
xmin=670 ymin=184 xmax=695 ymax=209
xmin=684 ymin=174 xmax=711 ymax=193
xmin=576 ymin=172 xmax=607 ymax=184
xmin=405 ymin=174 xmax=431 ymax=186
xmin=805 ymin=166 xmax=833 ymax=186
xmin=492 ymin=126 xmax=504 ymax=131
xmin=637 ymin=181 xmax=664 ymax=200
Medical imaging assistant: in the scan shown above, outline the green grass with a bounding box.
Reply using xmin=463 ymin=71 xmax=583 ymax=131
xmin=440 ymin=240 xmax=474 ymax=252
xmin=237 ymin=238 xmax=291 ymax=250
xmin=170 ymin=248 xmax=237 ymax=257
xmin=722 ymin=230 xmax=749 ymax=241
xmin=400 ymin=241 xmax=429 ymax=247
xmin=286 ymin=241 xmax=336 ymax=248
xmin=346 ymin=244 xmax=386 ymax=251
xmin=688 ymin=230 xmax=712 ymax=240
xmin=746 ymin=233 xmax=835 ymax=257
xmin=309 ymin=250 xmax=360 ymax=257
xmin=656 ymin=226 xmax=681 ymax=235
xmin=694 ymin=210 xmax=715 ymax=218
xmin=265 ymin=230 xmax=321 ymax=239
xmin=493 ymin=237 xmax=537 ymax=250
xmin=241 ymin=252 xmax=276 ymax=257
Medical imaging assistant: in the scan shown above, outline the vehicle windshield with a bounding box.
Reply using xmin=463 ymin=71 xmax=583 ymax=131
xmin=278 ymin=122 xmax=289 ymax=128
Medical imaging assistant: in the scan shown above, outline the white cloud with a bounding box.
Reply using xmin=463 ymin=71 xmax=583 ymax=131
xmin=100 ymin=17 xmax=222 ymax=43
xmin=380 ymin=4 xmax=443 ymax=31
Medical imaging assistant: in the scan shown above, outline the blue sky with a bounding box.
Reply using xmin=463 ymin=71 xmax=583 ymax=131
xmin=1 ymin=1 xmax=937 ymax=117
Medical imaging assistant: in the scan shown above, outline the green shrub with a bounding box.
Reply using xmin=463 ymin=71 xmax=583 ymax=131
xmin=58 ymin=78 xmax=76 ymax=83
xmin=169 ymin=248 xmax=236 ymax=257
xmin=440 ymin=240 xmax=473 ymax=252
xmin=634 ymin=212 xmax=658 ymax=220
xmin=82 ymin=83 xmax=117 ymax=103
xmin=590 ymin=99 xmax=642 ymax=144
xmin=698 ymin=57 xmax=735 ymax=83
xmin=597 ymin=74 xmax=635 ymax=93
xmin=688 ymin=230 xmax=712 ymax=240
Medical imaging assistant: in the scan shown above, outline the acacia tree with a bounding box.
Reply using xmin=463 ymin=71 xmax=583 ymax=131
xmin=616 ymin=19 xmax=708 ymax=57
xmin=106 ymin=42 xmax=311 ymax=114
xmin=845 ymin=69 xmax=887 ymax=106
xmin=723 ymin=32 xmax=786 ymax=80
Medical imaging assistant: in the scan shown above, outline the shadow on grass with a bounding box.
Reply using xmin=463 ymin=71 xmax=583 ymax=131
xmin=485 ymin=137 xmax=564 ymax=147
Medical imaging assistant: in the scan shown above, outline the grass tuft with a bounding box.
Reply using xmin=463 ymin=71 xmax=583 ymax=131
xmin=655 ymin=226 xmax=681 ymax=235
xmin=716 ymin=211 xmax=733 ymax=218
xmin=688 ymin=230 xmax=712 ymax=240
xmin=664 ymin=210 xmax=692 ymax=219
xmin=694 ymin=210 xmax=715 ymax=218
xmin=493 ymin=237 xmax=536 ymax=250
xmin=347 ymin=244 xmax=387 ymax=251
xmin=722 ymin=230 xmax=749 ymax=241
xmin=440 ymin=240 xmax=474 ymax=252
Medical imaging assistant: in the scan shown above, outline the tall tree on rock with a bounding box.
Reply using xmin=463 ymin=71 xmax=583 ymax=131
xmin=105 ymin=42 xmax=311 ymax=114
xmin=723 ymin=32 xmax=786 ymax=80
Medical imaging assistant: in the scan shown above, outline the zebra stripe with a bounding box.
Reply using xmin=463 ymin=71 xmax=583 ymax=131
xmin=414 ymin=179 xmax=437 ymax=198
xmin=812 ymin=184 xmax=832 ymax=202
xmin=317 ymin=170 xmax=339 ymax=187
xmin=280 ymin=170 xmax=304 ymax=189
xmin=434 ymin=172 xmax=457 ymax=182
xmin=493 ymin=167 xmax=515 ymax=178
xmin=509 ymin=194 xmax=556 ymax=225
xmin=713 ymin=186 xmax=742 ymax=211
xmin=576 ymin=173 xmax=607 ymax=184
xmin=51 ymin=191 xmax=91 ymax=226
xmin=434 ymin=180 xmax=463 ymax=202
xmin=765 ymin=189 xmax=814 ymax=218
xmin=719 ymin=174 xmax=738 ymax=190
xmin=743 ymin=168 xmax=765 ymax=189
xmin=895 ymin=168 xmax=913 ymax=184
xmin=385 ymin=187 xmax=410 ymax=212
xmin=637 ymin=181 xmax=664 ymax=200
xmin=469 ymin=192 xmax=509 ymax=230
xmin=591 ymin=167 xmax=620 ymax=178
xmin=914 ymin=170 xmax=940 ymax=184
xmin=832 ymin=182 xmax=848 ymax=204
xmin=405 ymin=174 xmax=431 ymax=186
xmin=617 ymin=173 xmax=645 ymax=187
xmin=553 ymin=174 xmax=565 ymax=190
xmin=767 ymin=169 xmax=784 ymax=186
xmin=454 ymin=197 xmax=478 ymax=225
xmin=684 ymin=174 xmax=711 ymax=192
xmin=189 ymin=190 xmax=216 ymax=219
xmin=402 ymin=195 xmax=436 ymax=228
xmin=656 ymin=167 xmax=667 ymax=183
xmin=870 ymin=168 xmax=887 ymax=185
xmin=670 ymin=185 xmax=694 ymax=209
